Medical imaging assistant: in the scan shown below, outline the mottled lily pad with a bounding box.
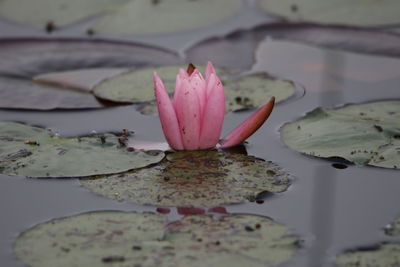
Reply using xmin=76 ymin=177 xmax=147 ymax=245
xmin=384 ymin=218 xmax=400 ymax=236
xmin=14 ymin=211 xmax=300 ymax=267
xmin=0 ymin=122 xmax=164 ymax=178
xmin=81 ymin=150 xmax=291 ymax=206
xmin=281 ymin=100 xmax=400 ymax=169
xmin=258 ymin=0 xmax=400 ymax=27
xmin=93 ymin=0 xmax=242 ymax=35
xmin=0 ymin=0 xmax=129 ymax=29
xmin=336 ymin=243 xmax=400 ymax=267
xmin=0 ymin=39 xmax=179 ymax=109
xmin=93 ymin=65 xmax=295 ymax=114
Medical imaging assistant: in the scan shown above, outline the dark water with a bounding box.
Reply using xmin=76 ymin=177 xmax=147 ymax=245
xmin=1 ymin=2 xmax=400 ymax=267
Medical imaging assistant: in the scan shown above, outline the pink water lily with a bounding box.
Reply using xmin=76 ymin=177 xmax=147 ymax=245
xmin=153 ymin=62 xmax=275 ymax=150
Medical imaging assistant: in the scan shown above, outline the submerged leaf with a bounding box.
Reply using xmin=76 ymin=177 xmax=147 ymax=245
xmin=280 ymin=100 xmax=400 ymax=169
xmin=0 ymin=39 xmax=179 ymax=109
xmin=336 ymin=243 xmax=400 ymax=267
xmin=81 ymin=150 xmax=291 ymax=206
xmin=0 ymin=122 xmax=164 ymax=178
xmin=258 ymin=0 xmax=400 ymax=27
xmin=0 ymin=76 xmax=104 ymax=110
xmin=34 ymin=68 xmax=128 ymax=93
xmin=14 ymin=211 xmax=300 ymax=267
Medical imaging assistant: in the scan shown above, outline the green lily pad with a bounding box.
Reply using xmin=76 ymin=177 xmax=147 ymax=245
xmin=14 ymin=211 xmax=300 ymax=267
xmin=258 ymin=0 xmax=400 ymax=27
xmin=0 ymin=122 xmax=164 ymax=178
xmin=93 ymin=66 xmax=183 ymax=104
xmin=80 ymin=150 xmax=291 ymax=206
xmin=0 ymin=0 xmax=129 ymax=29
xmin=336 ymin=243 xmax=400 ymax=267
xmin=93 ymin=0 xmax=242 ymax=36
xmin=280 ymin=100 xmax=400 ymax=169
xmin=385 ymin=218 xmax=400 ymax=236
xmin=93 ymin=66 xmax=295 ymax=114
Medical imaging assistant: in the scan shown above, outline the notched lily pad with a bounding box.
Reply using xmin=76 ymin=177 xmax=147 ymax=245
xmin=14 ymin=211 xmax=300 ymax=267
xmin=93 ymin=0 xmax=242 ymax=35
xmin=336 ymin=243 xmax=400 ymax=267
xmin=281 ymin=100 xmax=400 ymax=169
xmin=81 ymin=150 xmax=291 ymax=206
xmin=258 ymin=0 xmax=400 ymax=27
xmin=0 ymin=122 xmax=164 ymax=178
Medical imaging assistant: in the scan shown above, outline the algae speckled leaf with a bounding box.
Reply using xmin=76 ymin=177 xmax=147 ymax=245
xmin=81 ymin=150 xmax=291 ymax=206
xmin=14 ymin=211 xmax=300 ymax=267
xmin=336 ymin=243 xmax=400 ymax=267
xmin=0 ymin=122 xmax=164 ymax=178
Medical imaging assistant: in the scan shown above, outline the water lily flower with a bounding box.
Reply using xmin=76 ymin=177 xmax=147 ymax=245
xmin=153 ymin=62 xmax=275 ymax=150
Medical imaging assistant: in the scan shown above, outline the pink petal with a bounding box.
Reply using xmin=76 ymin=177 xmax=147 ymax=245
xmin=173 ymin=69 xmax=190 ymax=110
xmin=178 ymin=68 xmax=189 ymax=79
xmin=154 ymin=72 xmax=184 ymax=150
xmin=199 ymin=74 xmax=225 ymax=149
xmin=189 ymin=69 xmax=206 ymax=116
xmin=220 ymin=97 xmax=275 ymax=148
xmin=174 ymin=79 xmax=201 ymax=150
xmin=205 ymin=61 xmax=216 ymax=80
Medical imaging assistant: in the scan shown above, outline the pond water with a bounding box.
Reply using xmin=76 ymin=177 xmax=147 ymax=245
xmin=1 ymin=1 xmax=400 ymax=266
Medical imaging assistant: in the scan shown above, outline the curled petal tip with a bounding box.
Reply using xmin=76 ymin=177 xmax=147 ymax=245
xmin=219 ymin=97 xmax=275 ymax=148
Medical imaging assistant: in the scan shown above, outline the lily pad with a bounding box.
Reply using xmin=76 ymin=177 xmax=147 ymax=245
xmin=93 ymin=0 xmax=242 ymax=36
xmin=224 ymin=73 xmax=295 ymax=111
xmin=14 ymin=211 xmax=300 ymax=267
xmin=0 ymin=122 xmax=164 ymax=178
xmin=0 ymin=39 xmax=179 ymax=109
xmin=93 ymin=66 xmax=185 ymax=104
xmin=384 ymin=218 xmax=400 ymax=236
xmin=0 ymin=0 xmax=129 ymax=29
xmin=280 ymin=100 xmax=400 ymax=169
xmin=81 ymin=150 xmax=291 ymax=206
xmin=336 ymin=243 xmax=400 ymax=267
xmin=258 ymin=0 xmax=400 ymax=27
xmin=93 ymin=65 xmax=295 ymax=114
